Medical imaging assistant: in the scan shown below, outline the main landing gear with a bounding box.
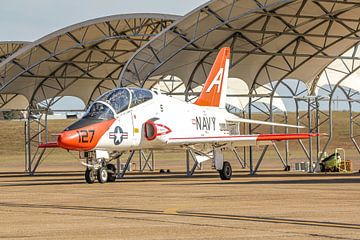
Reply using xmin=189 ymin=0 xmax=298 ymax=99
xmin=213 ymin=148 xmax=232 ymax=180
xmin=187 ymin=147 xmax=233 ymax=180
xmin=218 ymin=161 xmax=232 ymax=180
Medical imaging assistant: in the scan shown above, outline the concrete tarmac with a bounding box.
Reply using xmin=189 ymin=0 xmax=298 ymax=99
xmin=0 ymin=170 xmax=360 ymax=239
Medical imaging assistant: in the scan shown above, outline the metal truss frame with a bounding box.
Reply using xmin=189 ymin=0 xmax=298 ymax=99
xmin=0 ymin=15 xmax=178 ymax=109
xmin=308 ymin=41 xmax=360 ymax=170
xmin=0 ymin=41 xmax=28 ymax=63
xmin=4 ymin=1 xmax=360 ymax=175
xmin=138 ymin=150 xmax=155 ymax=172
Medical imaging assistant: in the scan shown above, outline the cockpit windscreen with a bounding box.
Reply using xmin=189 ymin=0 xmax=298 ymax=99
xmin=90 ymin=88 xmax=153 ymax=117
xmin=83 ymin=102 xmax=114 ymax=120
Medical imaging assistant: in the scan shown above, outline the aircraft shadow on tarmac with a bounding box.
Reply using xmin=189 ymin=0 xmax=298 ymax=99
xmin=173 ymin=177 xmax=360 ymax=186
xmin=0 ymin=171 xmax=83 ymax=178
xmin=0 ymin=171 xmax=359 ymax=187
xmin=0 ymin=202 xmax=359 ymax=231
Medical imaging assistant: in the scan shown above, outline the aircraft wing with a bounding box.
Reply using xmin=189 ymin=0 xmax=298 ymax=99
xmin=226 ymin=117 xmax=304 ymax=129
xmin=166 ymin=133 xmax=318 ymax=145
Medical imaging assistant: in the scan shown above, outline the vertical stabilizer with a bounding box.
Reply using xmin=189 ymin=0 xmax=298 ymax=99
xmin=194 ymin=47 xmax=230 ymax=108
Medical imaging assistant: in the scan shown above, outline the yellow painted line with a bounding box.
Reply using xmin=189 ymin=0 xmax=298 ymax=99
xmin=163 ymin=208 xmax=178 ymax=215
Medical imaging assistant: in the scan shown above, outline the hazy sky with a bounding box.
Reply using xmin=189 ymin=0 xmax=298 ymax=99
xmin=0 ymin=0 xmax=208 ymax=41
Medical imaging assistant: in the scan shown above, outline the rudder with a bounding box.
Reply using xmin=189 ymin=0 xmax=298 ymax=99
xmin=194 ymin=47 xmax=230 ymax=108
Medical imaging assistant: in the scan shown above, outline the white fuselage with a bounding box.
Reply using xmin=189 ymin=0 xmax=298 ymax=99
xmin=95 ymin=92 xmax=256 ymax=151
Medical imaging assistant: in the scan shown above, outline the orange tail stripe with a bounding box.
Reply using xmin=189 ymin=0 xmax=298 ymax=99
xmin=194 ymin=47 xmax=230 ymax=107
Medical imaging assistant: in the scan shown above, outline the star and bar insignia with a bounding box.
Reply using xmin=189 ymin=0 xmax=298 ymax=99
xmin=109 ymin=126 xmax=128 ymax=145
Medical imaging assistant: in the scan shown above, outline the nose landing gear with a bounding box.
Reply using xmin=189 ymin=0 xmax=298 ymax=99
xmin=97 ymin=167 xmax=108 ymax=183
xmin=85 ymin=168 xmax=96 ymax=184
xmin=82 ymin=156 xmax=118 ymax=184
xmin=106 ymin=164 xmax=116 ymax=182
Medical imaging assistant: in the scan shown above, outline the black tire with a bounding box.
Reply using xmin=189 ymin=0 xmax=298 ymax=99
xmin=284 ymin=165 xmax=290 ymax=171
xmin=97 ymin=167 xmax=108 ymax=183
xmin=160 ymin=169 xmax=165 ymax=173
xmin=85 ymin=168 xmax=95 ymax=184
xmin=218 ymin=161 xmax=232 ymax=180
xmin=107 ymin=164 xmax=116 ymax=182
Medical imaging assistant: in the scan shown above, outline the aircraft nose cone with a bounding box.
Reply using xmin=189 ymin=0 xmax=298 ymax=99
xmin=57 ymin=118 xmax=116 ymax=151
xmin=57 ymin=130 xmax=80 ymax=150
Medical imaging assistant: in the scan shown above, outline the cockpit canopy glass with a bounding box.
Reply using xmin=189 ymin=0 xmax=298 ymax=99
xmin=98 ymin=88 xmax=130 ymax=113
xmin=83 ymin=102 xmax=114 ymax=120
xmin=130 ymin=88 xmax=153 ymax=108
xmin=85 ymin=88 xmax=153 ymax=120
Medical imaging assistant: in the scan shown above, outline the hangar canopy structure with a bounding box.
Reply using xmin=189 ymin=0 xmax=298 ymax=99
xmin=1 ymin=0 xmax=360 ymax=175
xmin=0 ymin=14 xmax=178 ymax=173
xmin=0 ymin=14 xmax=178 ymax=109
xmin=0 ymin=41 xmax=28 ymax=62
xmin=0 ymin=41 xmax=30 ymax=110
xmin=120 ymin=0 xmax=360 ymax=173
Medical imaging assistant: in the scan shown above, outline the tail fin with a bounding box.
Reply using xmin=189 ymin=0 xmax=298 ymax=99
xmin=194 ymin=47 xmax=230 ymax=108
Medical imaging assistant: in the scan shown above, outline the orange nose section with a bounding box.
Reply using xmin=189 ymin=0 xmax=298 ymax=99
xmin=57 ymin=119 xmax=115 ymax=151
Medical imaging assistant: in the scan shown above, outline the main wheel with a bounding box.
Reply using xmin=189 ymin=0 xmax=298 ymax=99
xmin=218 ymin=161 xmax=232 ymax=180
xmin=106 ymin=164 xmax=116 ymax=182
xmin=97 ymin=167 xmax=108 ymax=183
xmin=85 ymin=168 xmax=95 ymax=184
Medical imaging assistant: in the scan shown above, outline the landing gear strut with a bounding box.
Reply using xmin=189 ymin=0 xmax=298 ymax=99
xmin=106 ymin=164 xmax=116 ymax=182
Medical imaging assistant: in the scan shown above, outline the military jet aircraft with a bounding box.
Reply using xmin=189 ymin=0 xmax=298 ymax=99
xmin=55 ymin=47 xmax=317 ymax=183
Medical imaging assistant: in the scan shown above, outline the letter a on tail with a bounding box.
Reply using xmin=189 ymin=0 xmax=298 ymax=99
xmin=194 ymin=47 xmax=230 ymax=108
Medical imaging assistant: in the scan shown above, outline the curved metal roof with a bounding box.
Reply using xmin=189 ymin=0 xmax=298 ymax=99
xmin=0 ymin=41 xmax=29 ymax=62
xmin=0 ymin=41 xmax=30 ymax=109
xmin=120 ymin=0 xmax=360 ymax=98
xmin=0 ymin=14 xmax=179 ymax=109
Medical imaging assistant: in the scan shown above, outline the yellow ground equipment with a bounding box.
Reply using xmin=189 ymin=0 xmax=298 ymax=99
xmin=319 ymin=148 xmax=352 ymax=172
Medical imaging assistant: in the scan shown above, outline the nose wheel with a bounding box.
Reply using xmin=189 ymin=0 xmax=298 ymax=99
xmin=85 ymin=168 xmax=96 ymax=184
xmin=84 ymin=163 xmax=117 ymax=184
xmin=97 ymin=167 xmax=108 ymax=183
